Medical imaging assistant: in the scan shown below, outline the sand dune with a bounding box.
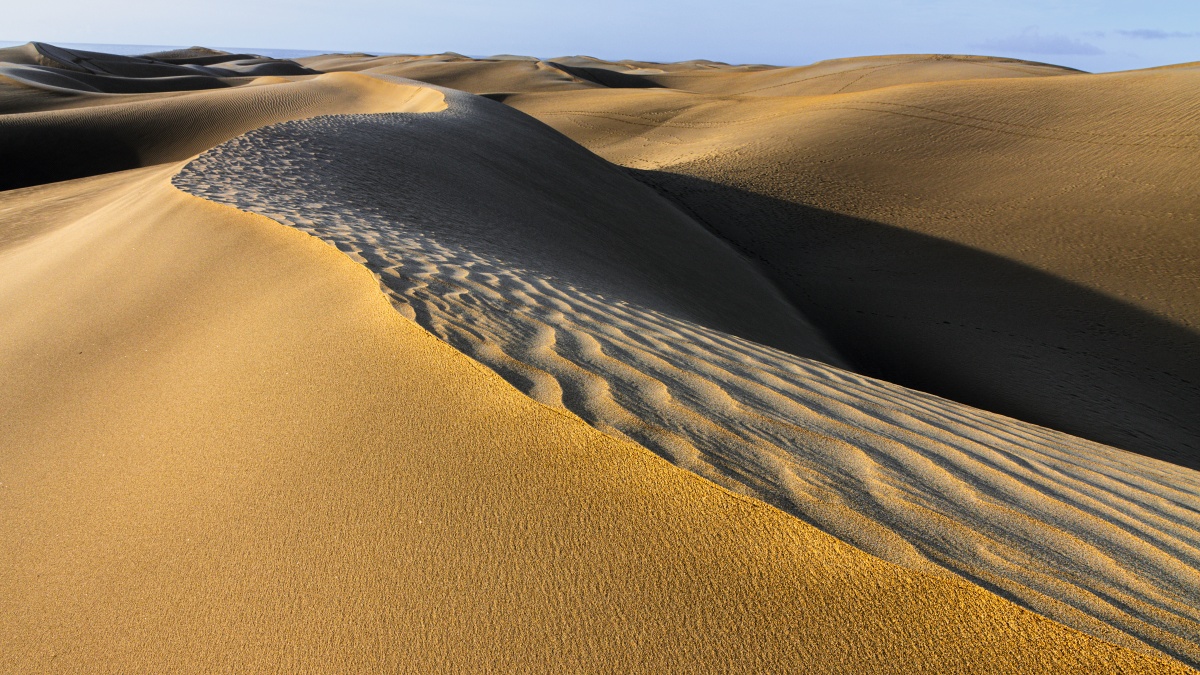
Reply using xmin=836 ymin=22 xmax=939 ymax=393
xmin=300 ymin=52 xmax=599 ymax=93
xmin=0 ymin=42 xmax=315 ymax=79
xmin=308 ymin=53 xmax=1079 ymax=98
xmin=640 ymin=54 xmax=1081 ymax=95
xmin=3 ymin=45 xmax=1199 ymax=671
xmin=500 ymin=61 xmax=1200 ymax=466
xmin=5 ymin=161 xmax=1189 ymax=671
xmin=0 ymin=49 xmax=443 ymax=188
xmin=178 ymin=96 xmax=842 ymax=367
xmin=173 ymin=84 xmax=1200 ymax=667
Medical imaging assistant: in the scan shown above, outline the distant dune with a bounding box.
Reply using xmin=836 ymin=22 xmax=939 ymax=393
xmin=1 ymin=44 xmax=1198 ymax=672
xmin=0 ymin=43 xmax=444 ymax=188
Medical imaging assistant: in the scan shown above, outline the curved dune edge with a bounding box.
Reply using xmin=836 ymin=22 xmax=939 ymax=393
xmin=502 ymin=66 xmax=1200 ymax=466
xmin=0 ymin=162 xmax=1191 ymax=673
xmin=171 ymin=89 xmax=1200 ymax=667
xmin=0 ymin=70 xmax=446 ymax=188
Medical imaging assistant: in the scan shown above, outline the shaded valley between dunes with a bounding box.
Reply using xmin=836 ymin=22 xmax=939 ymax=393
xmin=2 ymin=44 xmax=1199 ymax=672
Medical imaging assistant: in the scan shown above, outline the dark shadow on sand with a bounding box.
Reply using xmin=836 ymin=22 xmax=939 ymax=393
xmin=632 ymin=168 xmax=1200 ymax=470
xmin=0 ymin=124 xmax=142 ymax=191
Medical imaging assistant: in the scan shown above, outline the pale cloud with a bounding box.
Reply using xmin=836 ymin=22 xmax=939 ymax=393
xmin=1116 ymin=29 xmax=1199 ymax=39
xmin=973 ymin=28 xmax=1103 ymax=56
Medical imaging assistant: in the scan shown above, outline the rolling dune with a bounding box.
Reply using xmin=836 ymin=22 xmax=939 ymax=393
xmin=502 ymin=64 xmax=1200 ymax=466
xmin=300 ymin=52 xmax=598 ymax=93
xmin=173 ymin=86 xmax=1200 ymax=666
xmin=3 ymin=45 xmax=1199 ymax=671
xmin=307 ymin=53 xmax=1079 ymax=97
xmin=628 ymin=54 xmax=1081 ymax=95
xmin=0 ymin=45 xmax=444 ymax=188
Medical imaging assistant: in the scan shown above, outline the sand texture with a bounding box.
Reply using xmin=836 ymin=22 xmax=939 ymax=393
xmin=2 ymin=45 xmax=1199 ymax=672
xmin=173 ymin=86 xmax=1200 ymax=666
xmin=4 ymin=163 xmax=1191 ymax=672
xmin=502 ymin=64 xmax=1200 ymax=467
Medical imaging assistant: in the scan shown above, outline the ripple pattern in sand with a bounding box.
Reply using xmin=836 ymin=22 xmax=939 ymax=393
xmin=174 ymin=103 xmax=1200 ymax=667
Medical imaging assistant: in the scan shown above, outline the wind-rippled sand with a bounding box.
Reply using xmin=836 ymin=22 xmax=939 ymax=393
xmin=174 ymin=88 xmax=1200 ymax=666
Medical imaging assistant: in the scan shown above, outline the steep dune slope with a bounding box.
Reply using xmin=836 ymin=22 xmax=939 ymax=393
xmin=5 ymin=166 xmax=1187 ymax=673
xmin=175 ymin=88 xmax=1200 ymax=666
xmin=178 ymin=93 xmax=843 ymax=368
xmin=505 ymin=65 xmax=1200 ymax=468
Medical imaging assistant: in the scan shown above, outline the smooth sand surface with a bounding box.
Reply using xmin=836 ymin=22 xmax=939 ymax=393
xmin=3 ymin=165 xmax=1189 ymax=672
xmin=3 ymin=46 xmax=1199 ymax=671
xmin=637 ymin=54 xmax=1080 ymax=95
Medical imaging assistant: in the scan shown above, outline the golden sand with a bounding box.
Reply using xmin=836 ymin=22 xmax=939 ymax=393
xmin=0 ymin=165 xmax=1188 ymax=672
xmin=1 ymin=45 xmax=1197 ymax=671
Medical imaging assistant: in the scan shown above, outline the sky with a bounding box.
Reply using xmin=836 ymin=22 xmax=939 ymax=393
xmin=3 ymin=0 xmax=1198 ymax=72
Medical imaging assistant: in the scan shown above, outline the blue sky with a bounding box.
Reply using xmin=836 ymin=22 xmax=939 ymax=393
xmin=4 ymin=0 xmax=1197 ymax=72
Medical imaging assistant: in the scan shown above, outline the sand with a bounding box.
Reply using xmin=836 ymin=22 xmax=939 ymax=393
xmin=172 ymin=85 xmax=1200 ymax=667
xmin=500 ymin=60 xmax=1200 ymax=467
xmin=3 ymin=163 xmax=1188 ymax=672
xmin=0 ymin=44 xmax=444 ymax=188
xmin=2 ymin=45 xmax=1199 ymax=671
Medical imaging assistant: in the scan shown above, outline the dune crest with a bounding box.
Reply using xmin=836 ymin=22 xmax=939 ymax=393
xmin=505 ymin=64 xmax=1200 ymax=466
xmin=173 ymin=85 xmax=1200 ymax=666
xmin=2 ymin=163 xmax=1189 ymax=671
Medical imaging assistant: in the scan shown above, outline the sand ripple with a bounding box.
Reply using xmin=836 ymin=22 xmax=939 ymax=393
xmin=174 ymin=91 xmax=1200 ymax=666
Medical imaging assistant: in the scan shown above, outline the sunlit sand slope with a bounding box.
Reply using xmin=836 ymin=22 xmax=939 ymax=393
xmin=174 ymin=88 xmax=1200 ymax=666
xmin=4 ymin=45 xmax=1198 ymax=670
xmin=642 ymin=54 xmax=1080 ymax=96
xmin=504 ymin=63 xmax=1200 ymax=468
xmin=4 ymin=168 xmax=1187 ymax=673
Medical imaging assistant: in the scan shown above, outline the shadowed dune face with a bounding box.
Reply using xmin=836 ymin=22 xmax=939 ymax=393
xmin=0 ymin=64 xmax=235 ymax=94
xmin=502 ymin=67 xmax=1200 ymax=467
xmin=175 ymin=95 xmax=844 ymax=367
xmin=0 ymin=42 xmax=317 ymax=79
xmin=630 ymin=170 xmax=1200 ymax=470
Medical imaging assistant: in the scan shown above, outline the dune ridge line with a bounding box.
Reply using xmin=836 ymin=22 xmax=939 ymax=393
xmin=170 ymin=82 xmax=1200 ymax=667
xmin=0 ymin=158 xmax=1186 ymax=672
